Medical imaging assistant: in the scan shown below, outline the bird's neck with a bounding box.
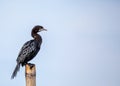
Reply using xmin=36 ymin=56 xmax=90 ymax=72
xmin=32 ymin=33 xmax=42 ymax=42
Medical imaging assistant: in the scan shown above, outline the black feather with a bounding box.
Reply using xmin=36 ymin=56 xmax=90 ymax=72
xmin=11 ymin=63 xmax=20 ymax=79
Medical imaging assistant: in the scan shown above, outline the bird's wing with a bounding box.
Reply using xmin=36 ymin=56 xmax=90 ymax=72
xmin=16 ymin=40 xmax=37 ymax=63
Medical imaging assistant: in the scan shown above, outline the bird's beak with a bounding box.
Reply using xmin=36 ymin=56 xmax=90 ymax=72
xmin=39 ymin=28 xmax=47 ymax=32
xmin=42 ymin=28 xmax=47 ymax=31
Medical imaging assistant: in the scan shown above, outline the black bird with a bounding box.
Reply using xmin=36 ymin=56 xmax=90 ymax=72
xmin=11 ymin=25 xmax=47 ymax=79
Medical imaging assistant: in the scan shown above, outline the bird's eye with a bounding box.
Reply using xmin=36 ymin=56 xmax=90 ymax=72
xmin=40 ymin=26 xmax=43 ymax=28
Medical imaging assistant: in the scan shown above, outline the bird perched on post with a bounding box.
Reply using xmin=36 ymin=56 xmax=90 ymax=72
xmin=11 ymin=25 xmax=47 ymax=79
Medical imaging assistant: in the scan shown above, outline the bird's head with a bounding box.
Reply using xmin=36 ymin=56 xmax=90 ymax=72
xmin=32 ymin=25 xmax=47 ymax=33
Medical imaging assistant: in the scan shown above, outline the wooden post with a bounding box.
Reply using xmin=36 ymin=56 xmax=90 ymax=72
xmin=25 ymin=63 xmax=36 ymax=86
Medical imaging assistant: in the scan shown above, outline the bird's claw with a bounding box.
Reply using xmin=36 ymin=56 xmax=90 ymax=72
xmin=27 ymin=63 xmax=35 ymax=69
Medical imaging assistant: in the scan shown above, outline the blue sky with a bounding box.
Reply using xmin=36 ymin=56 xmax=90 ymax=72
xmin=0 ymin=0 xmax=120 ymax=86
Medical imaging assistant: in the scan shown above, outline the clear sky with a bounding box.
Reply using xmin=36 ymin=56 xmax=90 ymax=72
xmin=0 ymin=0 xmax=120 ymax=86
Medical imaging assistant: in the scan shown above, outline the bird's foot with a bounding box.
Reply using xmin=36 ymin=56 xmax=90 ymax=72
xmin=27 ymin=63 xmax=35 ymax=69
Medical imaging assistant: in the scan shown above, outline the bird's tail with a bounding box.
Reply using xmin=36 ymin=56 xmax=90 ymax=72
xmin=11 ymin=63 xmax=20 ymax=79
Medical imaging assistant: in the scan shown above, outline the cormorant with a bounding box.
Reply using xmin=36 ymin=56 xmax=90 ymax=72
xmin=11 ymin=25 xmax=47 ymax=79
